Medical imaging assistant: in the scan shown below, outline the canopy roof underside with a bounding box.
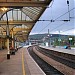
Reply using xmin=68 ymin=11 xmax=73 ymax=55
xmin=0 ymin=0 xmax=52 ymax=42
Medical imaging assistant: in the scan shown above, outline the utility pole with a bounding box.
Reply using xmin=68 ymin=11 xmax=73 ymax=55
xmin=67 ymin=0 xmax=70 ymax=21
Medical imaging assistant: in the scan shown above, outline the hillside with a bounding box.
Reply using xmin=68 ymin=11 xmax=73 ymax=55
xmin=29 ymin=34 xmax=68 ymax=40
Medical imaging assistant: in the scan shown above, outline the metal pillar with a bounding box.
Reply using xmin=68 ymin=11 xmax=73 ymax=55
xmin=7 ymin=38 xmax=10 ymax=54
xmin=67 ymin=0 xmax=70 ymax=21
xmin=50 ymin=35 xmax=52 ymax=47
xmin=7 ymin=33 xmax=10 ymax=59
xmin=15 ymin=37 xmax=16 ymax=49
xmin=6 ymin=12 xmax=10 ymax=59
xmin=0 ymin=37 xmax=2 ymax=50
xmin=11 ymin=29 xmax=16 ymax=55
xmin=17 ymin=42 xmax=19 ymax=48
xmin=15 ymin=37 xmax=18 ymax=51
xmin=59 ymin=31 xmax=60 ymax=47
xmin=12 ymin=30 xmax=14 ymax=47
xmin=58 ymin=31 xmax=61 ymax=48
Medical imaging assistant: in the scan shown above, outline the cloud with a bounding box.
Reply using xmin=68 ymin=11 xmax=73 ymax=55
xmin=30 ymin=0 xmax=75 ymax=36
xmin=51 ymin=29 xmax=75 ymax=35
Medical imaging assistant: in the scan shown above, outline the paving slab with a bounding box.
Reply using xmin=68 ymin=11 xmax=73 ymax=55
xmin=0 ymin=47 xmax=45 ymax=75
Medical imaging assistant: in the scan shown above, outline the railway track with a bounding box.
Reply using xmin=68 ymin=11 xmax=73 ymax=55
xmin=28 ymin=46 xmax=64 ymax=75
xmin=35 ymin=46 xmax=75 ymax=69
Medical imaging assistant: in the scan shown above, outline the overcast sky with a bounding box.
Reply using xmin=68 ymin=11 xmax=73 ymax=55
xmin=30 ymin=0 xmax=75 ymax=35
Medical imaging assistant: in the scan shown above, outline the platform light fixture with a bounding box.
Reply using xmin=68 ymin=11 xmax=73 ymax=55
xmin=1 ymin=7 xmax=8 ymax=11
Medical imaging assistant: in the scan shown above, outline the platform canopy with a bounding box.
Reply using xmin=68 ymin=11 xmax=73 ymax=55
xmin=0 ymin=0 xmax=52 ymax=42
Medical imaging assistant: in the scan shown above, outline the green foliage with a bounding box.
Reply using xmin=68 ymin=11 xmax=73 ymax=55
xmin=29 ymin=34 xmax=75 ymax=46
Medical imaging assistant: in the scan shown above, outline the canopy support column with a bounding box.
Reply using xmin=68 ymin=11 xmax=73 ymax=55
xmin=12 ymin=29 xmax=14 ymax=48
xmin=6 ymin=12 xmax=10 ymax=59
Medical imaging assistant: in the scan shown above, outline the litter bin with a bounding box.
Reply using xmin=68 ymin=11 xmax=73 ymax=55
xmin=7 ymin=54 xmax=10 ymax=59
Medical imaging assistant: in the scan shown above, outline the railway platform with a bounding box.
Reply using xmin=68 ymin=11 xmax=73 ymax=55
xmin=0 ymin=47 xmax=45 ymax=75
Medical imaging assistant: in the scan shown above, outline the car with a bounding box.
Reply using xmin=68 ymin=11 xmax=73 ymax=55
xmin=64 ymin=46 xmax=71 ymax=49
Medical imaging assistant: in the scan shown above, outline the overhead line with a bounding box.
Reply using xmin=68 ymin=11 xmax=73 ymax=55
xmin=54 ymin=8 xmax=75 ymax=21
xmin=38 ymin=7 xmax=75 ymax=33
xmin=50 ymin=22 xmax=66 ymax=32
xmin=62 ymin=28 xmax=75 ymax=32
xmin=39 ymin=22 xmax=52 ymax=33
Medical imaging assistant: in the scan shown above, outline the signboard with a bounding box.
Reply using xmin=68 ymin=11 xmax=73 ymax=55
xmin=69 ymin=38 xmax=72 ymax=40
xmin=46 ymin=42 xmax=48 ymax=47
xmin=58 ymin=38 xmax=61 ymax=41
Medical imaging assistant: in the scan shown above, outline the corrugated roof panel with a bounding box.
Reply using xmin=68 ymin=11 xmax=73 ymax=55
xmin=0 ymin=0 xmax=52 ymax=42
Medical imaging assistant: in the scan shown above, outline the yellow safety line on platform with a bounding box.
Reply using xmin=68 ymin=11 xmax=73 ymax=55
xmin=22 ymin=50 xmax=26 ymax=75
